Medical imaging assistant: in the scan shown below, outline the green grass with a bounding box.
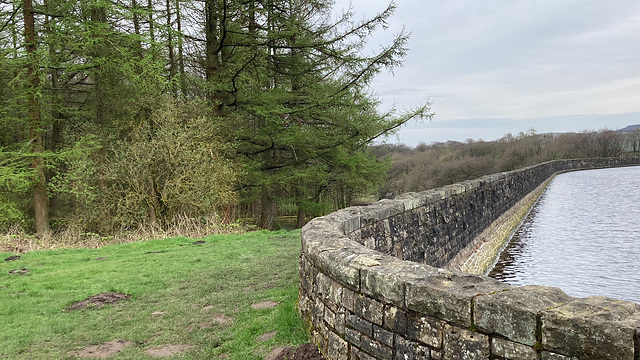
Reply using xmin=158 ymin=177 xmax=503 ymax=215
xmin=0 ymin=230 xmax=308 ymax=359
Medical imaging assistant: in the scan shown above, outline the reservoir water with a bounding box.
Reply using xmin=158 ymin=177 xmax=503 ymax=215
xmin=489 ymin=166 xmax=640 ymax=304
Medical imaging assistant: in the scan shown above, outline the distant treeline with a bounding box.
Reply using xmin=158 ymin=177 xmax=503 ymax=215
xmin=373 ymin=128 xmax=640 ymax=198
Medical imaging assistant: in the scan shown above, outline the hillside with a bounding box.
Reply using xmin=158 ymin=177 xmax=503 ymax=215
xmin=618 ymin=124 xmax=640 ymax=132
xmin=374 ymin=129 xmax=638 ymax=198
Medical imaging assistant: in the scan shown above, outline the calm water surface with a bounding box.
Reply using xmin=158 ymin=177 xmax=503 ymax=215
xmin=489 ymin=166 xmax=640 ymax=304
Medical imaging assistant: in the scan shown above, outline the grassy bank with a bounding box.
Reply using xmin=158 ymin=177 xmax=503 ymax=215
xmin=0 ymin=230 xmax=307 ymax=359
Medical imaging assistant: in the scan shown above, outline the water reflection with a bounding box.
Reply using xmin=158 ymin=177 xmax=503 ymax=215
xmin=489 ymin=166 xmax=640 ymax=304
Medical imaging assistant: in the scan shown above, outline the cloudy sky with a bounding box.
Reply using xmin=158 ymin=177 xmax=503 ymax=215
xmin=342 ymin=0 xmax=640 ymax=146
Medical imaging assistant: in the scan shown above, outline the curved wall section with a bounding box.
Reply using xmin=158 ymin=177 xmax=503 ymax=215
xmin=299 ymin=158 xmax=640 ymax=360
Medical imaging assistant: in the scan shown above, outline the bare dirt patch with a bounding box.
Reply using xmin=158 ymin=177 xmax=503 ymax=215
xmin=195 ymin=314 xmax=233 ymax=330
xmin=8 ymin=268 xmax=29 ymax=275
xmin=67 ymin=292 xmax=131 ymax=311
xmin=72 ymin=339 xmax=133 ymax=359
xmin=150 ymin=311 xmax=166 ymax=318
xmin=196 ymin=322 xmax=213 ymax=329
xmin=212 ymin=314 xmax=233 ymax=324
xmin=266 ymin=346 xmax=292 ymax=360
xmin=257 ymin=331 xmax=277 ymax=342
xmin=144 ymin=344 xmax=194 ymax=357
xmin=272 ymin=343 xmax=324 ymax=360
xmin=251 ymin=300 xmax=279 ymax=310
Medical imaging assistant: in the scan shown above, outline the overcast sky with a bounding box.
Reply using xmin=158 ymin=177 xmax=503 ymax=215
xmin=342 ymin=0 xmax=640 ymax=146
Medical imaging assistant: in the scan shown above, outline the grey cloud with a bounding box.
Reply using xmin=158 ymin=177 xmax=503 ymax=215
xmin=349 ymin=0 xmax=640 ymax=144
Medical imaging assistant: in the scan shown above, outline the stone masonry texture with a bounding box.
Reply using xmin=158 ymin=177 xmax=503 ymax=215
xmin=299 ymin=158 xmax=640 ymax=360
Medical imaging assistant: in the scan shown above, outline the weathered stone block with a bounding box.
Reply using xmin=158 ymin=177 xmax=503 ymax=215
xmin=312 ymin=331 xmax=326 ymax=357
xmin=429 ymin=348 xmax=443 ymax=360
xmin=322 ymin=210 xmax=362 ymax=234
xmin=306 ymin=246 xmax=362 ymax=291
xmin=345 ymin=327 xmax=362 ymax=348
xmin=313 ymin=299 xmax=324 ymax=329
xmin=324 ymin=307 xmax=336 ymax=329
xmin=299 ymin=255 xmax=315 ymax=295
xmin=356 ymin=200 xmax=404 ymax=226
xmin=394 ymin=192 xmax=431 ymax=212
xmin=541 ymin=296 xmax=640 ymax=360
xmin=300 ymin=220 xmax=346 ymax=254
xmin=352 ymin=347 xmax=377 ymax=360
xmin=361 ymin=259 xmax=439 ymax=308
xmin=394 ymin=336 xmax=430 ymax=360
xmin=462 ymin=179 xmax=482 ymax=191
xmin=407 ymin=313 xmax=444 ymax=349
xmin=373 ymin=220 xmax=394 ymax=254
xmin=360 ymin=333 xmax=393 ymax=360
xmin=363 ymin=236 xmax=376 ymax=250
xmin=354 ymin=294 xmax=384 ymax=326
xmin=474 ymin=285 xmax=572 ymax=346
xmin=405 ymin=269 xmax=510 ymax=327
xmin=421 ymin=189 xmax=447 ymax=202
xmin=373 ymin=325 xmax=394 ymax=347
xmin=399 ymin=235 xmax=424 ymax=263
xmin=442 ymin=324 xmax=490 ymax=360
xmin=328 ymin=330 xmax=348 ymax=360
xmin=315 ymin=272 xmax=344 ymax=311
xmin=445 ymin=183 xmax=466 ymax=195
xmin=491 ymin=337 xmax=538 ymax=360
xmin=347 ymin=311 xmax=373 ymax=337
xmin=540 ymin=352 xmax=578 ymax=360
xmin=349 ymin=253 xmax=384 ymax=267
xmin=314 ymin=323 xmax=329 ymax=357
xmin=348 ymin=229 xmax=362 ymax=242
xmin=334 ymin=310 xmax=346 ymax=335
xmin=299 ymin=289 xmax=313 ymax=324
xmin=635 ymin=327 xmax=640 ymax=359
xmin=383 ymin=306 xmax=408 ymax=333
xmin=342 ymin=287 xmax=356 ymax=312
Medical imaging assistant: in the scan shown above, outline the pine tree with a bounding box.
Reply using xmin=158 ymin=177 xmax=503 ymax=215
xmin=193 ymin=0 xmax=431 ymax=228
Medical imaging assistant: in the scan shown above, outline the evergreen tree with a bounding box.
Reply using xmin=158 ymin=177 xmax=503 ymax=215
xmin=192 ymin=0 xmax=431 ymax=228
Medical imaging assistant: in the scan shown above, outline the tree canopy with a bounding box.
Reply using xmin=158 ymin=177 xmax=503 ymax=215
xmin=0 ymin=0 xmax=431 ymax=234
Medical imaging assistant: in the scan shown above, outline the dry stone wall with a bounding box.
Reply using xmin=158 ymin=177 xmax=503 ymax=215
xmin=299 ymin=158 xmax=640 ymax=360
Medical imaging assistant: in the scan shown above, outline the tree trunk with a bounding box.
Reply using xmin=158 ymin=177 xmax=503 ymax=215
xmin=296 ymin=207 xmax=306 ymax=228
xmin=23 ymin=0 xmax=50 ymax=234
xmin=132 ymin=0 xmax=142 ymax=51
xmin=175 ymin=0 xmax=185 ymax=95
xmin=260 ymin=185 xmax=275 ymax=230
xmin=11 ymin=2 xmax=19 ymax=58
xmin=148 ymin=176 xmax=161 ymax=227
xmin=165 ymin=0 xmax=176 ymax=95
xmin=89 ymin=5 xmax=109 ymax=195
xmin=44 ymin=0 xmax=64 ymax=215
xmin=204 ymin=0 xmax=219 ymax=85
xmin=147 ymin=0 xmax=155 ymax=42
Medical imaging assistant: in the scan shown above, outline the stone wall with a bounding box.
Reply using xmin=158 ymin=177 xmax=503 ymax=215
xmin=299 ymin=158 xmax=640 ymax=360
